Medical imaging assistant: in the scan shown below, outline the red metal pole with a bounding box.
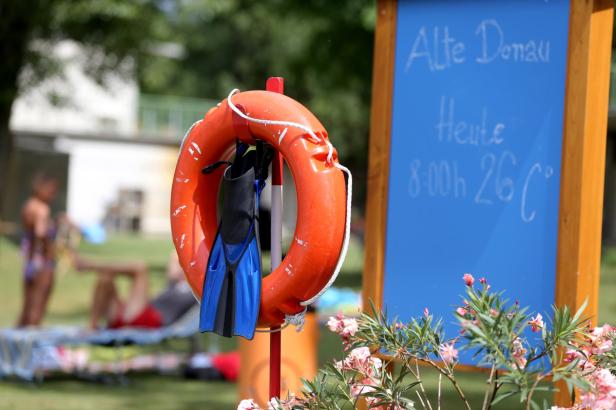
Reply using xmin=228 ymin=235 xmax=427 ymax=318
xmin=266 ymin=76 xmax=284 ymax=400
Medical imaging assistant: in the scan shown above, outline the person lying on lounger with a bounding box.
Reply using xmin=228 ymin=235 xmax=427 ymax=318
xmin=75 ymin=252 xmax=196 ymax=329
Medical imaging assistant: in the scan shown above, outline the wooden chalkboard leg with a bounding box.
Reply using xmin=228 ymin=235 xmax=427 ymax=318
xmin=554 ymin=0 xmax=613 ymax=406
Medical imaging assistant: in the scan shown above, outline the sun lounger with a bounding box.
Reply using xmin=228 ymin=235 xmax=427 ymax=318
xmin=0 ymin=305 xmax=199 ymax=381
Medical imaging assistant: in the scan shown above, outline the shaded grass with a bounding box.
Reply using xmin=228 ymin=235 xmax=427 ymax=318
xmin=0 ymin=374 xmax=235 ymax=410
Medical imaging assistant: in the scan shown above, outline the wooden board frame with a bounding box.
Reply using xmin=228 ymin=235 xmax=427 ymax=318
xmin=362 ymin=0 xmax=613 ymax=405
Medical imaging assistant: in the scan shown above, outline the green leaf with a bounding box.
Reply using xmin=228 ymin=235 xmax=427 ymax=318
xmin=491 ymin=390 xmax=518 ymax=405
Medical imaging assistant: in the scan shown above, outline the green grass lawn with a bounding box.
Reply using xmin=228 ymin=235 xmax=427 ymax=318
xmin=0 ymin=234 xmax=614 ymax=409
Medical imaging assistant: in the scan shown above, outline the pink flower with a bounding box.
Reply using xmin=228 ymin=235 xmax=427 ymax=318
xmin=514 ymin=355 xmax=527 ymax=369
xmin=592 ymin=324 xmax=614 ymax=338
xmin=337 ymin=347 xmax=382 ymax=381
xmin=580 ymin=368 xmax=616 ymax=410
xmin=423 ymin=307 xmax=430 ymax=318
xmin=266 ymin=395 xmax=303 ymax=410
xmin=589 ymin=324 xmax=615 ymax=355
xmin=463 ymin=273 xmax=475 ymax=286
xmin=439 ymin=342 xmax=458 ymax=364
xmin=238 ymin=399 xmax=261 ymax=410
xmin=364 ymin=357 xmax=382 ymax=378
xmin=348 ymin=346 xmax=371 ymax=364
xmin=267 ymin=399 xmax=280 ymax=410
xmin=339 ymin=347 xmax=377 ymax=371
xmin=512 ymin=337 xmax=528 ymax=369
xmin=564 ymin=349 xmax=582 ymax=363
xmin=341 ymin=318 xmax=359 ymax=337
xmin=456 ymin=307 xmax=467 ymax=316
xmin=528 ymin=314 xmax=544 ymax=332
xmin=479 ymin=277 xmax=487 ymax=285
xmin=326 ymin=316 xmax=339 ymax=333
xmin=327 ymin=315 xmax=358 ymax=339
xmin=349 ymin=382 xmax=366 ymax=398
xmin=556 ymin=326 xmax=616 ymax=409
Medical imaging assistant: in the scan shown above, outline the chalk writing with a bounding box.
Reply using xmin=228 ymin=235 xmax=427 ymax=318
xmin=407 ymin=143 xmax=554 ymax=223
xmin=405 ymin=19 xmax=550 ymax=73
xmin=436 ymin=96 xmax=505 ymax=146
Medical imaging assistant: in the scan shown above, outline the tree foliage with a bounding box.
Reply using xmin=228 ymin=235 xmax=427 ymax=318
xmin=0 ymin=0 xmax=375 ymax=210
xmin=0 ymin=0 xmax=166 ymax=203
xmin=140 ymin=0 xmax=376 ymax=204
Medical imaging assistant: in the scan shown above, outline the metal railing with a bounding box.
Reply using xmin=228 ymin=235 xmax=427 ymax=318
xmin=138 ymin=94 xmax=217 ymax=138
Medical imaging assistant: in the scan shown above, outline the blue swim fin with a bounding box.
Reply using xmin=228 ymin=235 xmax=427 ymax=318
xmin=199 ymin=141 xmax=272 ymax=340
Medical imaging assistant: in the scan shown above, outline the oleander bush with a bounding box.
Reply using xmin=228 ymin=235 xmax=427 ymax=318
xmin=239 ymin=275 xmax=616 ymax=410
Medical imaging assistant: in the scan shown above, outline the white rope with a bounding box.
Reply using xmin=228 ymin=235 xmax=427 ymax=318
xmin=300 ymin=162 xmax=351 ymax=306
xmin=226 ymin=88 xmax=353 ymax=330
xmin=179 ymin=119 xmax=202 ymax=150
xmin=255 ymin=322 xmax=291 ymax=334
xmin=254 ymin=308 xmax=307 ymax=334
xmin=227 ymin=89 xmax=335 ymax=164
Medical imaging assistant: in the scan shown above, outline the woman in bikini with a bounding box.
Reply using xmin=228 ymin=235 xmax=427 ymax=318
xmin=18 ymin=173 xmax=59 ymax=327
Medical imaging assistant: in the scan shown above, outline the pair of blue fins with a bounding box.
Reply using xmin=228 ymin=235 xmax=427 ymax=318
xmin=199 ymin=141 xmax=273 ymax=340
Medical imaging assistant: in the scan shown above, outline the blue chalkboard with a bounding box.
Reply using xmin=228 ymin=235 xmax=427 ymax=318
xmin=382 ymin=0 xmax=570 ymax=364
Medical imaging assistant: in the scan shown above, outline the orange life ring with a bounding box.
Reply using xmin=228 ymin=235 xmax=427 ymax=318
xmin=170 ymin=90 xmax=347 ymax=327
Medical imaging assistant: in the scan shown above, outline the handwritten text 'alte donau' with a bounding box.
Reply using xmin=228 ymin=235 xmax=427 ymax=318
xmin=405 ymin=19 xmax=551 ymax=72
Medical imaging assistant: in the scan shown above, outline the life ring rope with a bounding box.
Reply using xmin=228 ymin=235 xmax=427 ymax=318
xmin=227 ymin=89 xmax=334 ymax=162
xmin=225 ymin=88 xmax=353 ymax=327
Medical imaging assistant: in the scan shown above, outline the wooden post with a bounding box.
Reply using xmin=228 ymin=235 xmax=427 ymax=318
xmin=362 ymin=0 xmax=397 ymax=311
xmin=554 ymin=0 xmax=613 ymax=405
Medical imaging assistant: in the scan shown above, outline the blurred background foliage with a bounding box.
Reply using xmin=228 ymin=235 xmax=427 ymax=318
xmin=1 ymin=0 xmax=164 ymax=197
xmin=0 ymin=0 xmax=375 ymax=208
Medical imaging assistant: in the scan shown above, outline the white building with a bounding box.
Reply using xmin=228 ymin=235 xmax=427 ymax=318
xmin=9 ymin=41 xmax=214 ymax=235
